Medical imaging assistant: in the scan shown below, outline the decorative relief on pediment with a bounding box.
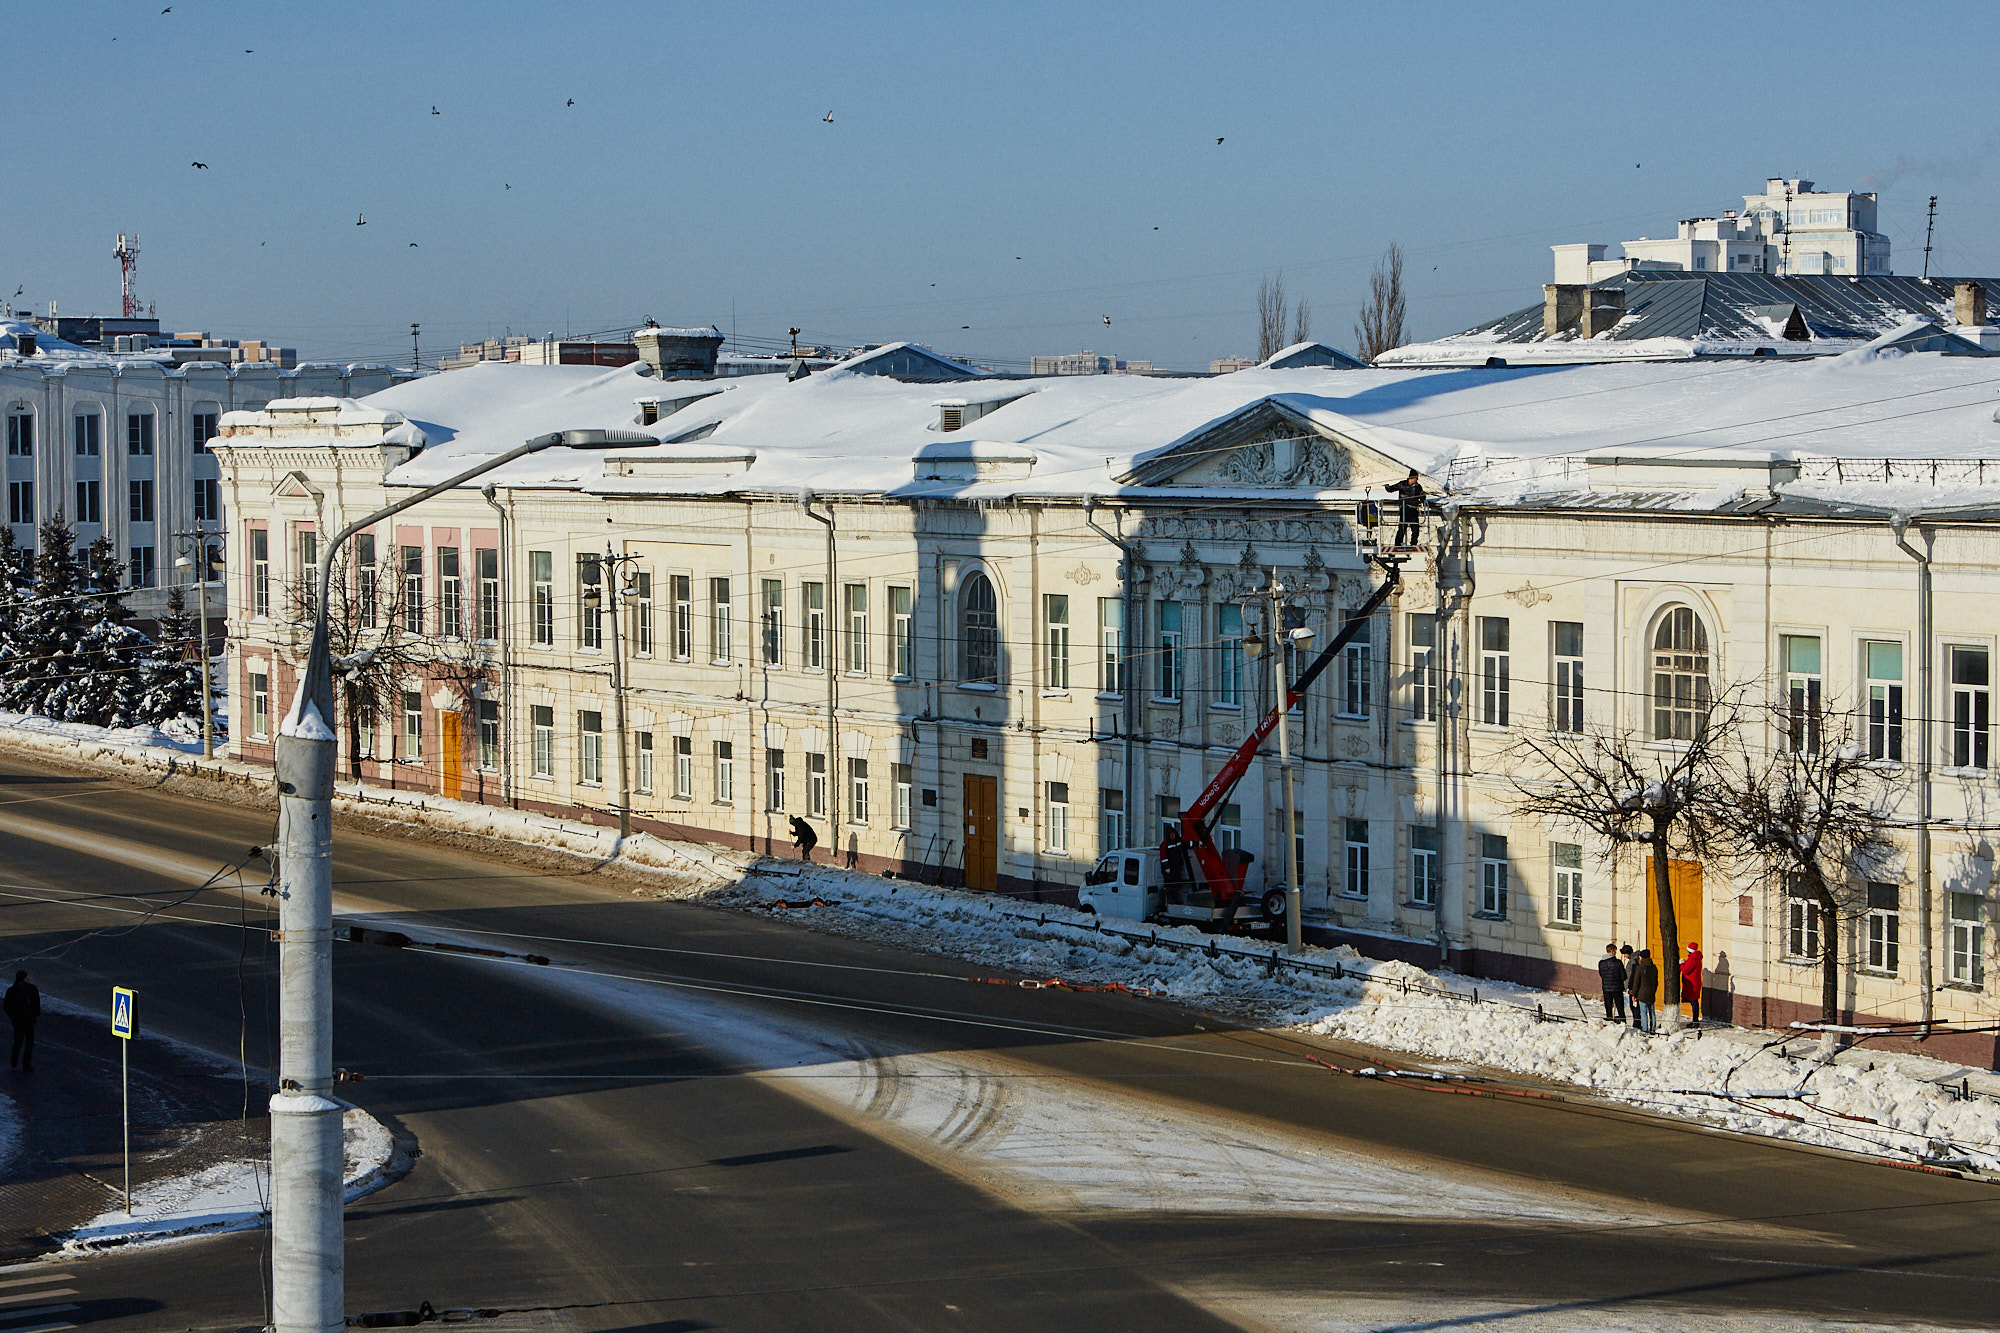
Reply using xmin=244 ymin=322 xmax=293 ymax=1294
xmin=1210 ymin=429 xmax=1349 ymax=489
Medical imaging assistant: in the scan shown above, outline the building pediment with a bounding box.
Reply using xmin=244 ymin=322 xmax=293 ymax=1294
xmin=1119 ymin=398 xmax=1395 ymax=489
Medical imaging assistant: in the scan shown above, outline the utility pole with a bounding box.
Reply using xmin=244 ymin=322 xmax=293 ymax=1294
xmin=1923 ymin=196 xmax=1938 ymax=280
xmin=174 ymin=525 xmax=216 ymax=758
xmin=1265 ymin=568 xmax=1304 ymax=954
xmin=587 ymin=544 xmax=638 ymax=839
xmin=410 ymin=323 xmax=421 ymax=372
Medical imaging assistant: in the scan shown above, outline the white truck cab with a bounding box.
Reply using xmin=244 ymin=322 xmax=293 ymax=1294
xmin=1078 ymin=846 xmax=1279 ymax=927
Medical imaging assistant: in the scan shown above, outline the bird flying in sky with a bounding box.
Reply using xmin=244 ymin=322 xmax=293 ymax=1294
xmin=566 ymin=98 xmax=574 ymax=107
xmin=432 ymin=106 xmax=440 ymax=115
xmin=191 ymin=161 xmax=208 ymax=169
xmin=824 ymin=111 xmax=834 ymax=123
xmin=356 ymin=213 xmax=366 ymax=226
xmin=1216 ymin=137 xmax=1224 ymax=144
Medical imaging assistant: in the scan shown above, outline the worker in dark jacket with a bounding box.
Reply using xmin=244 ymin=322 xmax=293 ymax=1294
xmin=1597 ymin=944 xmax=1627 ymax=1022
xmin=788 ymin=815 xmax=818 ymax=862
xmin=4 ymin=970 xmax=38 ymax=1071
xmin=1385 ymin=470 xmax=1427 ymax=548
xmin=1628 ymin=949 xmax=1660 ymax=1034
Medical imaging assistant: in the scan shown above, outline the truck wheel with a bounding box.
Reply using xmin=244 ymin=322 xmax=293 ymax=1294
xmin=1260 ymin=888 xmax=1287 ymax=921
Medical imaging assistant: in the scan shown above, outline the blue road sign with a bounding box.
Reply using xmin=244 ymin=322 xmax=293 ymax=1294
xmin=111 ymin=986 xmax=135 ymax=1040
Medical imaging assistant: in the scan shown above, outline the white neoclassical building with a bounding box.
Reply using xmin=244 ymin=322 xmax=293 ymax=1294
xmin=212 ymin=344 xmax=2000 ymax=1066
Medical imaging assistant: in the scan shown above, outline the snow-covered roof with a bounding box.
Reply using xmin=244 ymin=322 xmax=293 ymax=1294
xmin=307 ymin=348 xmax=2000 ymax=511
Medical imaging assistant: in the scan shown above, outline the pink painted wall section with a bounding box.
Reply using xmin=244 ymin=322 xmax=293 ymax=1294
xmin=395 ymin=525 xmax=423 ymax=548
xmin=431 ymin=528 xmax=460 ymax=547
xmin=469 ymin=528 xmax=499 ymax=549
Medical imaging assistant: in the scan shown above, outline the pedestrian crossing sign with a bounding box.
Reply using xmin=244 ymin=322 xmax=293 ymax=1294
xmin=111 ymin=986 xmax=136 ymax=1041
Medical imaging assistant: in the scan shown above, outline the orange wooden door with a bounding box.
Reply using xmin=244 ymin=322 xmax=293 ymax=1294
xmin=963 ymin=774 xmax=998 ymax=891
xmin=1646 ymin=857 xmax=1702 ymax=1014
xmin=441 ymin=710 xmax=463 ymax=800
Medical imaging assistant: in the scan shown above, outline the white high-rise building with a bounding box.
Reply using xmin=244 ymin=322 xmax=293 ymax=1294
xmin=1554 ymin=178 xmax=1892 ymax=284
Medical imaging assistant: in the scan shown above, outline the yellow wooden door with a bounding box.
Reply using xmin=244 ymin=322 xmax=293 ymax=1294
xmin=441 ymin=711 xmax=463 ymax=801
xmin=963 ymin=774 xmax=998 ymax=892
xmin=1646 ymin=857 xmax=1701 ymax=1014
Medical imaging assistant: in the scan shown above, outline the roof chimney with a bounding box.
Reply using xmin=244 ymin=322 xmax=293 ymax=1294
xmin=1580 ymin=286 xmax=1626 ymax=339
xmin=634 ymin=325 xmax=724 ymax=378
xmin=1543 ymin=284 xmax=1586 ymax=337
xmin=1954 ymin=281 xmax=1986 ymax=328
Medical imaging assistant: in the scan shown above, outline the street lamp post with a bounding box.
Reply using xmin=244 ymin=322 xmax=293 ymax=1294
xmin=1242 ymin=572 xmax=1310 ymax=955
xmin=270 ymin=429 xmax=652 ymax=1333
xmin=172 ymin=522 xmax=217 ymax=758
xmin=582 ymin=543 xmax=642 ymax=840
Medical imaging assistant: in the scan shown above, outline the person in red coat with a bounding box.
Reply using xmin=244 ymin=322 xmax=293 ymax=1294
xmin=1680 ymin=943 xmax=1704 ymax=1023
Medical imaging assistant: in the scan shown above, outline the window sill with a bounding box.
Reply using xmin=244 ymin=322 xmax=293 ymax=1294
xmin=892 ymin=674 xmax=914 ymax=684
xmin=1335 ymin=713 xmax=1372 ymax=724
xmin=1210 ymin=702 xmax=1241 ymax=712
xmin=1040 ymin=689 xmax=1069 ymax=699
xmin=1335 ymin=891 xmax=1369 ymax=902
xmin=1096 ymin=692 xmax=1125 ymax=703
xmin=578 ymin=781 xmax=603 ymax=789
xmin=1941 ymin=767 xmax=1991 ymax=779
xmin=1855 ymin=966 xmax=1898 ymax=978
xmin=1943 ymin=980 xmax=1987 ymax=992
xmin=1545 ymin=919 xmax=1582 ymax=932
xmin=1149 ymin=697 xmax=1182 ymax=706
xmin=958 ymin=682 xmax=1000 ymax=693
xmin=1403 ymin=900 xmax=1438 ymax=912
xmin=1471 ymin=911 xmax=1508 ymax=922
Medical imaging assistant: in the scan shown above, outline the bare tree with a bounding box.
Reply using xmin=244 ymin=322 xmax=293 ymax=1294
xmin=1291 ymin=297 xmax=1311 ymax=349
xmin=289 ymin=552 xmax=427 ymax=780
xmin=1354 ymin=243 xmax=1407 ymax=362
xmin=1709 ymin=697 xmax=1899 ymax=1039
xmin=1257 ymin=272 xmax=1292 ymax=361
xmin=1507 ymin=701 xmax=1739 ymax=1029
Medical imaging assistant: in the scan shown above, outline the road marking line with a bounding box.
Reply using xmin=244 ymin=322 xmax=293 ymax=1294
xmin=0 ymin=1293 xmax=74 ymax=1306
xmin=0 ymin=1279 xmax=69 ymax=1290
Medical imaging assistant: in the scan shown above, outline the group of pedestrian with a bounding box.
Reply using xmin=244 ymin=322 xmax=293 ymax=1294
xmin=1597 ymin=942 xmax=1704 ymax=1034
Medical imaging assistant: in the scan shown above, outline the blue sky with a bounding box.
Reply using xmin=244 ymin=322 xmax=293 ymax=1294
xmin=10 ymin=2 xmax=1999 ymax=370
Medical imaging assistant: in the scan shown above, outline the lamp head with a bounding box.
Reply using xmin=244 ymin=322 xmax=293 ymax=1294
xmin=1242 ymin=634 xmax=1266 ymax=661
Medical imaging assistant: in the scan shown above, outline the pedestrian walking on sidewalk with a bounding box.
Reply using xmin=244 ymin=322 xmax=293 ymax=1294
xmin=788 ymin=815 xmax=818 ymax=862
xmin=1629 ymin=949 xmax=1659 ymax=1034
xmin=1680 ymin=943 xmax=1704 ymax=1024
xmin=1597 ymin=944 xmax=1627 ymax=1022
xmin=4 ymin=970 xmax=38 ymax=1071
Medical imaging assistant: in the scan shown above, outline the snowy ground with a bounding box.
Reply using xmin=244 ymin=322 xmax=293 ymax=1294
xmin=60 ymin=1106 xmax=394 ymax=1250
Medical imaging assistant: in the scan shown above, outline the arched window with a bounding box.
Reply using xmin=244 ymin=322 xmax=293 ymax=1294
xmin=1651 ymin=606 xmax=1710 ymax=740
xmin=961 ymin=571 xmax=999 ymax=683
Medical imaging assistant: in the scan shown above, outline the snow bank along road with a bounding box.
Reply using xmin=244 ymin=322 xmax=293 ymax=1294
xmin=0 ymin=752 xmax=1996 ymax=1332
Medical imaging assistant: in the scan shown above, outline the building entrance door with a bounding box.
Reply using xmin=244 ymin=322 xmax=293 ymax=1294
xmin=962 ymin=774 xmax=998 ymax=891
xmin=441 ymin=710 xmax=463 ymax=801
xmin=1646 ymin=857 xmax=1702 ymax=1015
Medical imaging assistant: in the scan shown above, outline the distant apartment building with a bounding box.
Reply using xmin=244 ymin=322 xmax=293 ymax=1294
xmin=10 ymin=312 xmax=299 ymax=369
xmin=1210 ymin=355 xmax=1256 ymax=373
xmin=1554 ymin=177 xmax=1892 ymax=285
xmin=1028 ymin=350 xmax=1155 ymax=376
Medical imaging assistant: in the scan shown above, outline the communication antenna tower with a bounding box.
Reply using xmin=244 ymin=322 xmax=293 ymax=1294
xmin=1923 ymin=195 xmax=1938 ymax=280
xmin=114 ymin=233 xmax=141 ymax=318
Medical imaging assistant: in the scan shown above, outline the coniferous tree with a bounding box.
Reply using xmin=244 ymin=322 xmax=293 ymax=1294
xmin=5 ymin=513 xmax=87 ymax=718
xmin=0 ymin=528 xmax=30 ymax=710
xmin=137 ymin=585 xmax=206 ymax=725
xmin=66 ymin=536 xmax=148 ymax=727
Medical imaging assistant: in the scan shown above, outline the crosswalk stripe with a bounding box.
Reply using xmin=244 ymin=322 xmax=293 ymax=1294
xmin=0 ymin=1280 xmax=69 ymax=1292
xmin=0 ymin=1323 xmax=75 ymax=1333
xmin=0 ymin=1305 xmax=81 ymax=1326
xmin=0 ymin=1294 xmax=71 ymax=1307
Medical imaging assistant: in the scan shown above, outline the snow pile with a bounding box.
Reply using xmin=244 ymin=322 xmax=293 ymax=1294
xmin=732 ymin=861 xmax=2000 ymax=1175
xmin=0 ymin=708 xmax=208 ymax=756
xmin=62 ymin=1105 xmax=395 ymax=1250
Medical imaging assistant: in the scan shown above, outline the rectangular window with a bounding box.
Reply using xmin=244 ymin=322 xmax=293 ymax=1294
xmin=1044 ymin=594 xmax=1070 ymax=690
xmin=357 ymin=705 xmax=376 ymax=757
xmin=477 ymin=548 xmax=499 ymax=642
xmin=1216 ymin=603 xmax=1243 ymax=706
xmin=250 ymin=671 xmax=270 ymax=738
xmin=1157 ymin=601 xmax=1183 ymax=701
xmin=1786 ymin=879 xmax=1821 ymax=961
xmin=73 ymin=412 xmax=99 ymax=456
xmin=1409 ymin=613 xmax=1437 ymax=723
xmin=767 ymin=748 xmax=786 ymax=811
xmin=477 ymin=700 xmax=499 ymax=770
xmin=1098 ymin=597 xmax=1126 ymax=695
xmin=710 ymin=578 xmax=732 ymax=662
xmin=1046 ymin=780 xmax=1070 ymax=851
xmin=1216 ymin=803 xmax=1241 ymax=852
xmin=808 ymin=752 xmax=827 ymax=816
xmin=1552 ymin=621 xmax=1583 ymax=733
xmin=75 ymin=479 xmax=101 ymax=525
xmin=6 ymin=481 xmax=30 ymax=526
xmin=629 ymin=571 xmax=653 ymax=657
xmin=437 ymin=546 xmax=461 ymax=638
xmin=1479 ymin=616 xmax=1510 ymax=726
xmin=893 ymin=762 xmax=912 ymax=829
xmin=354 ymin=534 xmax=378 ymax=628
xmin=127 ymin=478 xmax=154 ymax=523
xmin=577 ymin=555 xmax=602 ymax=649
xmin=1158 ymin=794 xmax=1182 ymax=843
xmin=1343 ymin=819 xmax=1370 ymax=898
xmin=1783 ymin=634 xmax=1822 ymax=754
xmin=1951 ymin=646 xmax=1990 ymax=769
xmin=1100 ymin=787 xmax=1126 ymax=852
xmin=191 ymin=411 xmax=218 ymax=452
xmin=715 ymin=741 xmax=735 ymax=804
xmin=251 ymin=528 xmax=270 ymax=617
xmin=402 ymin=690 xmax=423 ymax=760
xmin=848 ymin=757 xmax=868 ymax=823
xmin=1865 ymin=882 xmax=1899 ymax=973
xmin=128 ymin=545 xmax=155 ymax=588
xmin=1949 ymin=892 xmax=1985 ymax=986
xmin=530 ymin=551 xmax=553 ymax=646
xmin=6 ymin=413 xmax=31 ymax=457
xmin=762 ymin=579 xmax=783 ymax=667
xmin=1479 ymin=833 xmax=1509 ymax=917
xmin=804 ymin=582 xmax=825 ymax=670
xmin=298 ymin=533 xmax=320 ymax=603
xmin=401 ymin=546 xmax=425 ymax=635
xmin=193 ymin=477 xmax=221 ymax=523
xmin=844 ymin=583 xmax=868 ymax=674
xmin=674 ymin=735 xmax=693 ymax=799
xmin=1291 ymin=810 xmax=1306 ymax=887
xmin=126 ymin=412 xmax=153 ymax=456
xmin=672 ymin=574 xmax=693 ymax=660
xmin=579 ymin=710 xmax=603 ymax=785
xmin=636 ymin=731 xmax=654 ymax=794
xmin=531 ymin=705 xmax=555 ymax=777
xmin=890 ymin=586 xmax=914 ymax=678
xmin=1553 ymin=842 xmax=1583 ymax=926
xmin=1865 ymin=640 xmax=1904 ymax=762
xmin=1340 ymin=615 xmax=1372 ymax=718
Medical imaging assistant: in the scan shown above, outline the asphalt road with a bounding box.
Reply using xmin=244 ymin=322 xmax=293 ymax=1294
xmin=0 ymin=751 xmax=1996 ymax=1332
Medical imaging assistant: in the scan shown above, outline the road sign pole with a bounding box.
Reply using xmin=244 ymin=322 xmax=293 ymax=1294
xmin=110 ymin=987 xmax=135 ymax=1215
